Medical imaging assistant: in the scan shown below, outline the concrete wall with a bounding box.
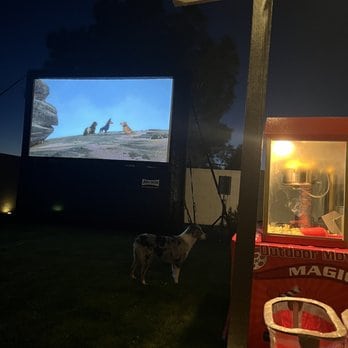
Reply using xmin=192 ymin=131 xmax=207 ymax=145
xmin=184 ymin=168 xmax=264 ymax=225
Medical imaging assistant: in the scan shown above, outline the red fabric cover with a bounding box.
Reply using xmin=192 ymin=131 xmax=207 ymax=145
xmin=273 ymin=309 xmax=336 ymax=333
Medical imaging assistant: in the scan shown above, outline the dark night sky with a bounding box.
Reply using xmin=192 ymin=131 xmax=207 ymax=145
xmin=0 ymin=0 xmax=96 ymax=155
xmin=267 ymin=1 xmax=348 ymax=116
xmin=1 ymin=0 xmax=348 ymax=156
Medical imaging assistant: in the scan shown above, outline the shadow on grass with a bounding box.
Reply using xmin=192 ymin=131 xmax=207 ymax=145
xmin=0 ymin=222 xmax=231 ymax=348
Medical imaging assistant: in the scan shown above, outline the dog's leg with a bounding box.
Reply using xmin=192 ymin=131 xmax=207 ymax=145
xmin=130 ymin=244 xmax=141 ymax=280
xmin=130 ymin=257 xmax=137 ymax=280
xmin=140 ymin=255 xmax=152 ymax=285
xmin=171 ymin=264 xmax=181 ymax=284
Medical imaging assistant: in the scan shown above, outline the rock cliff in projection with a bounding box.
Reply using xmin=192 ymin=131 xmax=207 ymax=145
xmin=30 ymin=79 xmax=58 ymax=146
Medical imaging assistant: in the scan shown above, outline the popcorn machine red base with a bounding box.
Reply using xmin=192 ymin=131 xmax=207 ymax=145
xmin=224 ymin=234 xmax=348 ymax=347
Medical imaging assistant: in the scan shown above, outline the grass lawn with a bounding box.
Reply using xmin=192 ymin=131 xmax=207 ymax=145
xmin=0 ymin=222 xmax=231 ymax=348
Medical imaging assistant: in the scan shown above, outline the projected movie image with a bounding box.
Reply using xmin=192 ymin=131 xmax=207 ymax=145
xmin=29 ymin=77 xmax=173 ymax=162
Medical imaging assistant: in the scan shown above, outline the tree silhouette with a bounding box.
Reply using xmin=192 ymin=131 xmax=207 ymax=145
xmin=215 ymin=143 xmax=242 ymax=169
xmin=44 ymin=0 xmax=240 ymax=168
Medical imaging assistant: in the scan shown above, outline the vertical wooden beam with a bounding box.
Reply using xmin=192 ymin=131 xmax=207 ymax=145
xmin=227 ymin=0 xmax=273 ymax=347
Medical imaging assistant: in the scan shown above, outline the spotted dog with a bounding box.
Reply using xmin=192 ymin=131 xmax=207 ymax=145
xmin=130 ymin=224 xmax=206 ymax=285
xmin=83 ymin=121 xmax=97 ymax=135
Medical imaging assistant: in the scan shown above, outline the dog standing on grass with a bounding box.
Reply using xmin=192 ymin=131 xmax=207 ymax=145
xmin=130 ymin=224 xmax=206 ymax=285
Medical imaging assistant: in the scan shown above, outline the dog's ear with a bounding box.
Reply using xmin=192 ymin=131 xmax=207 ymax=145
xmin=191 ymin=224 xmax=204 ymax=238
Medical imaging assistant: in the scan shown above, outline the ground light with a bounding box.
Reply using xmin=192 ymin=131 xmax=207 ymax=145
xmin=51 ymin=203 xmax=64 ymax=212
xmin=1 ymin=201 xmax=15 ymax=215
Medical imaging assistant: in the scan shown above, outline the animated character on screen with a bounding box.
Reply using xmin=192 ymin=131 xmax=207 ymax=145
xmin=83 ymin=121 xmax=97 ymax=136
xmin=120 ymin=121 xmax=133 ymax=135
xmin=99 ymin=118 xmax=113 ymax=133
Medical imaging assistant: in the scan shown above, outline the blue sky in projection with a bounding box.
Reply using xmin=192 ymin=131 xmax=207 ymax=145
xmin=41 ymin=78 xmax=173 ymax=139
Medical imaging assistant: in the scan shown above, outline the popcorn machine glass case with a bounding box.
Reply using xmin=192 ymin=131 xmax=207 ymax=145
xmin=263 ymin=117 xmax=348 ymax=248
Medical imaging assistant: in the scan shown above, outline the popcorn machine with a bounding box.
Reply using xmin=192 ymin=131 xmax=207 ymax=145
xmin=263 ymin=117 xmax=348 ymax=248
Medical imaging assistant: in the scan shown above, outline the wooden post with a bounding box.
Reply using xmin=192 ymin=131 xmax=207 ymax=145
xmin=227 ymin=0 xmax=273 ymax=347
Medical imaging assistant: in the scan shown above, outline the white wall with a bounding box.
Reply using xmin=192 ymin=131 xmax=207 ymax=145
xmin=184 ymin=168 xmax=241 ymax=225
xmin=184 ymin=168 xmax=264 ymax=225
